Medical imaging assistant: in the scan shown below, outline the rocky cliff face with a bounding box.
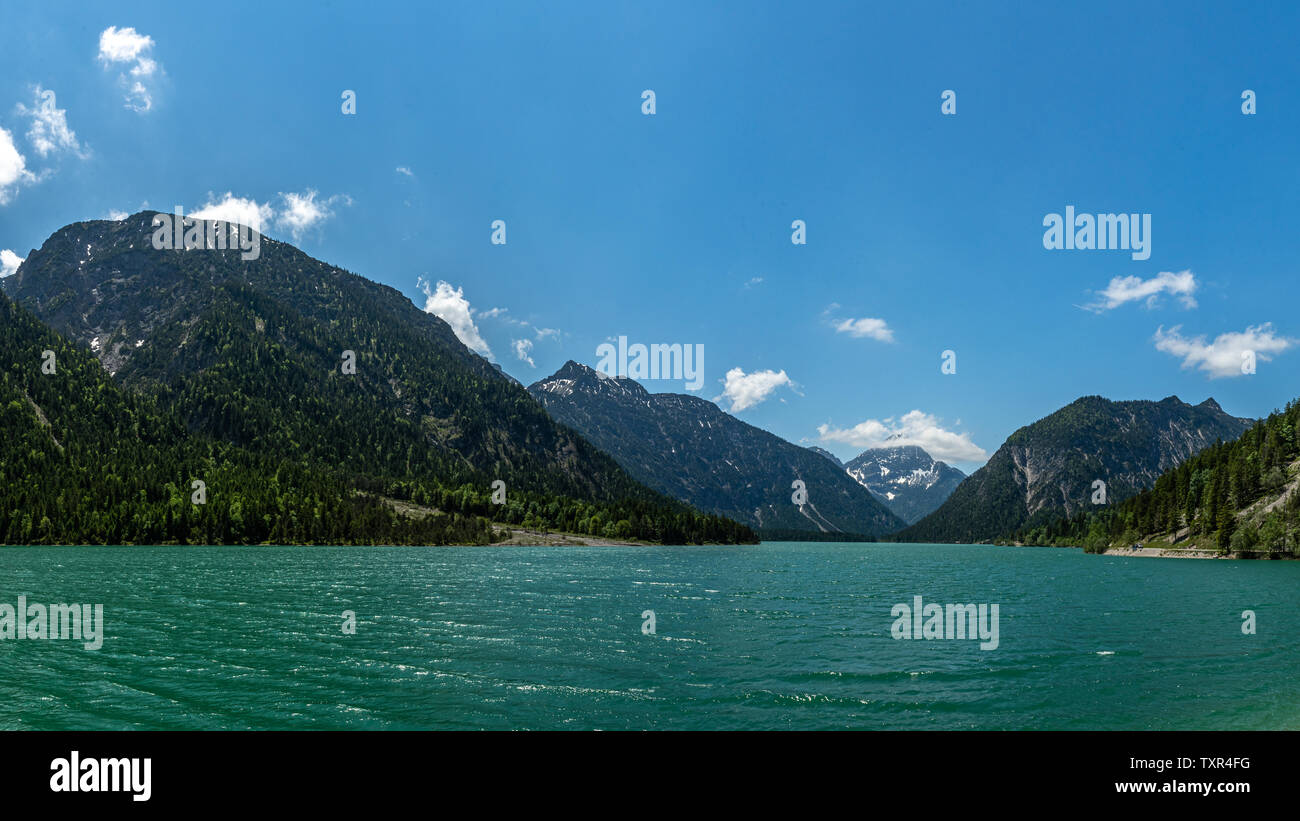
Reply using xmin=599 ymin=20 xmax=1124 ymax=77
xmin=530 ymin=361 xmax=906 ymax=538
xmin=897 ymin=395 xmax=1255 ymax=543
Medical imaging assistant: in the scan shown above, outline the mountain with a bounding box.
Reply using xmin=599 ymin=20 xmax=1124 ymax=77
xmin=844 ymin=445 xmax=966 ymax=524
xmin=895 ymin=395 xmax=1254 ymax=544
xmin=1 ymin=213 xmax=753 ymax=545
xmin=1019 ymin=400 xmax=1300 ymax=557
xmin=806 ymin=446 xmax=844 ymax=469
xmin=527 ymin=361 xmax=906 ymax=538
xmin=0 ymin=289 xmax=497 ymax=545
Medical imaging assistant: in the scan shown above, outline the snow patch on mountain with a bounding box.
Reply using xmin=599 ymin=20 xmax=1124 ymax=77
xmin=843 ymin=445 xmax=966 ymax=525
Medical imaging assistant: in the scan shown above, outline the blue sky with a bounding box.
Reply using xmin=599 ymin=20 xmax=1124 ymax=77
xmin=2 ymin=1 xmax=1298 ymax=473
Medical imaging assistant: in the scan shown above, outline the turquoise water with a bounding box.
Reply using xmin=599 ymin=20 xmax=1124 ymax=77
xmin=1 ymin=542 xmax=1296 ymax=730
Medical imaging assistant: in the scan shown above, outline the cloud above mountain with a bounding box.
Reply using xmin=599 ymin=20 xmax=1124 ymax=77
xmin=191 ymin=192 xmax=274 ymax=232
xmin=277 ymin=190 xmax=352 ymax=242
xmin=0 ymin=249 xmax=23 ymax=278
xmin=1154 ymin=322 xmax=1294 ymax=378
xmin=97 ymin=26 xmax=163 ymax=112
xmin=512 ymin=339 xmax=535 ymax=367
xmin=16 ymin=86 xmax=87 ymax=159
xmin=818 ymin=410 xmax=986 ymax=462
xmin=0 ymin=127 xmax=36 ymax=204
xmin=187 ymin=190 xmax=349 ymax=240
xmin=717 ymin=367 xmax=793 ymax=412
xmin=419 ymin=278 xmax=493 ymax=359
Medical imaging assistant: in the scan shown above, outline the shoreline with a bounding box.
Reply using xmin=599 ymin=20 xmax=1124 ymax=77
xmin=1000 ymin=539 xmax=1299 ymax=560
xmin=1097 ymin=545 xmax=1224 ymax=559
xmin=1097 ymin=545 xmax=1298 ymax=560
xmin=491 ymin=526 xmax=651 ymax=547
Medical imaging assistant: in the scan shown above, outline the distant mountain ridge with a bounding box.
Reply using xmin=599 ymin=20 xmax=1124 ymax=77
xmin=806 ymin=446 xmax=844 ymax=469
xmin=843 ymin=445 xmax=966 ymax=524
xmin=896 ymin=395 xmax=1254 ymax=544
xmin=529 ymin=361 xmax=906 ymax=538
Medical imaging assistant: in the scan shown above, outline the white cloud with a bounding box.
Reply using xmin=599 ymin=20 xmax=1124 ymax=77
xmin=191 ymin=192 xmax=273 ymax=232
xmin=277 ymin=190 xmax=349 ymax=242
xmin=419 ymin=278 xmax=493 ymax=359
xmin=187 ymin=190 xmax=347 ymax=241
xmin=0 ymin=126 xmax=35 ymax=204
xmin=1154 ymin=323 xmax=1295 ymax=378
xmin=396 ymin=166 xmax=414 ymax=177
xmin=98 ymin=26 xmax=162 ymax=112
xmin=479 ymin=306 xmax=561 ymax=342
xmin=105 ymin=200 xmax=147 ymax=221
xmin=716 ymin=367 xmax=792 ymax=412
xmin=0 ymin=249 xmax=24 ymax=278
xmin=512 ymin=339 xmax=535 ymax=367
xmin=98 ymin=26 xmax=153 ymax=63
xmin=833 ymin=316 xmax=895 ymax=342
xmin=16 ymin=87 xmax=87 ymax=159
xmin=1084 ymin=270 xmax=1198 ymax=312
xmin=744 ymin=276 xmax=763 ymax=289
xmin=817 ymin=410 xmax=986 ymax=463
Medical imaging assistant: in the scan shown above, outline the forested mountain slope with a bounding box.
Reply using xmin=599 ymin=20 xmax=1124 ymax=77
xmin=1016 ymin=400 xmax=1300 ymax=556
xmin=529 ymin=361 xmax=905 ymax=538
xmin=896 ymin=395 xmax=1253 ymax=544
xmin=1 ymin=215 xmax=753 ymax=545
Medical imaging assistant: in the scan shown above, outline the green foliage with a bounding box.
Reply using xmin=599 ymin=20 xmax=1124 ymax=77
xmin=1014 ymin=401 xmax=1300 ymax=556
xmin=2 ymin=223 xmax=755 ymax=549
xmin=901 ymin=395 xmax=1252 ymax=544
xmin=1 ymin=292 xmax=497 ymax=544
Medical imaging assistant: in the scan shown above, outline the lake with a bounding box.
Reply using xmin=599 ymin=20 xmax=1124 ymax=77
xmin=1 ymin=542 xmax=1296 ymax=730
